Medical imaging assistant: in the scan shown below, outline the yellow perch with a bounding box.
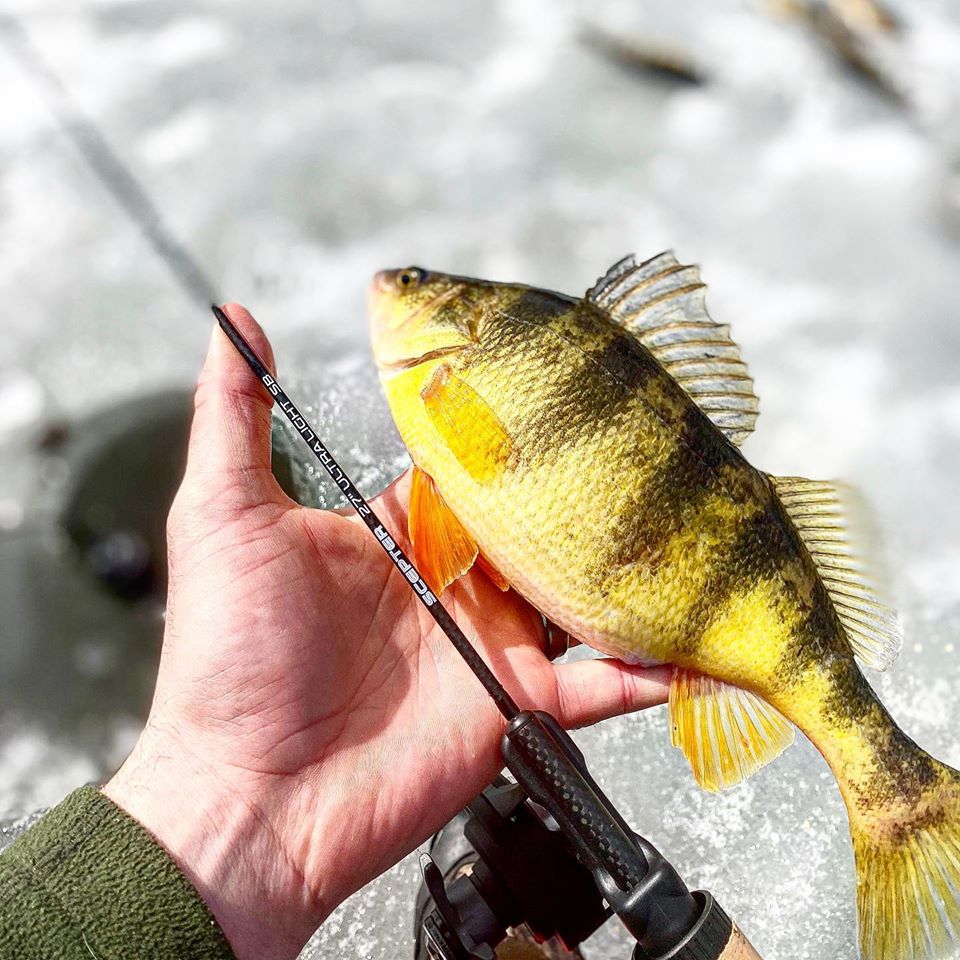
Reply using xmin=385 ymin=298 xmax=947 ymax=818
xmin=369 ymin=254 xmax=960 ymax=960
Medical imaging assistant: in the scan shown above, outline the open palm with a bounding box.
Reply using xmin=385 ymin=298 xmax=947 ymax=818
xmin=105 ymin=305 xmax=669 ymax=960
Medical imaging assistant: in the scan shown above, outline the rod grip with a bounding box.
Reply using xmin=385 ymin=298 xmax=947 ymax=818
xmin=502 ymin=710 xmax=643 ymax=887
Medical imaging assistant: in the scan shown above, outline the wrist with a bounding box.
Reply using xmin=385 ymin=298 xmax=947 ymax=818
xmin=103 ymin=721 xmax=326 ymax=960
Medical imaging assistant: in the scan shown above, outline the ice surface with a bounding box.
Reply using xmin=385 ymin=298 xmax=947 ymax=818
xmin=2 ymin=0 xmax=960 ymax=957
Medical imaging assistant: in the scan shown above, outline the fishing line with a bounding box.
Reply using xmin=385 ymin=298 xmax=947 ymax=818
xmin=0 ymin=13 xmax=219 ymax=307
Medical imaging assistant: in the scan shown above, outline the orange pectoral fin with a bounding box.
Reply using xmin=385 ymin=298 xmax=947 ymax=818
xmin=476 ymin=551 xmax=510 ymax=592
xmin=420 ymin=364 xmax=514 ymax=483
xmin=408 ymin=466 xmax=479 ymax=595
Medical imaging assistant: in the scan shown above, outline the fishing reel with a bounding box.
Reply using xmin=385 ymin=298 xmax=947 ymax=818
xmin=416 ymin=777 xmax=609 ymax=960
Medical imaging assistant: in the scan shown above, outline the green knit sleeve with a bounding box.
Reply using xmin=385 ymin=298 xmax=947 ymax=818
xmin=0 ymin=786 xmax=236 ymax=960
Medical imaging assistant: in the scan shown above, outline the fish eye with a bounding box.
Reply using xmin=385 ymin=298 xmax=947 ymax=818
xmin=396 ymin=267 xmax=428 ymax=290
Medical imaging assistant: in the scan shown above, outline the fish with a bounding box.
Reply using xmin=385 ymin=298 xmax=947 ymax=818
xmin=368 ymin=254 xmax=960 ymax=960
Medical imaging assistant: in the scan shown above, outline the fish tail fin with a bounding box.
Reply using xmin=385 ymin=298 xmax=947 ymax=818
xmin=852 ymin=758 xmax=960 ymax=960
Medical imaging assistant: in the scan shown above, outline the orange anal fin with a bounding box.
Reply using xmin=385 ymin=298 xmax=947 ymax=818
xmin=409 ymin=466 xmax=478 ymax=596
xmin=476 ymin=551 xmax=510 ymax=592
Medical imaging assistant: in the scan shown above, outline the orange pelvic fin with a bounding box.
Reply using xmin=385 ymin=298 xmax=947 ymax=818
xmin=408 ymin=466 xmax=478 ymax=595
xmin=669 ymin=667 xmax=794 ymax=791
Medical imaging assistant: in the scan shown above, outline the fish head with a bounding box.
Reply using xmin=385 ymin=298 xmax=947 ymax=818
xmin=370 ymin=266 xmax=517 ymax=484
xmin=368 ymin=266 xmax=474 ymax=375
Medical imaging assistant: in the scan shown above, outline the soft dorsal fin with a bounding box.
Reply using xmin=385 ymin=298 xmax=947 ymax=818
xmin=669 ymin=667 xmax=795 ymax=791
xmin=409 ymin=466 xmax=478 ymax=595
xmin=586 ymin=251 xmax=758 ymax=445
xmin=769 ymin=475 xmax=903 ymax=671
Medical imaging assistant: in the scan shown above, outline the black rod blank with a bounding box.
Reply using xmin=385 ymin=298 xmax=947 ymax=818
xmin=212 ymin=305 xmax=521 ymax=722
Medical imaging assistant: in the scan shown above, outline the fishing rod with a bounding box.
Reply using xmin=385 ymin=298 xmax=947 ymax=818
xmin=213 ymin=305 xmax=764 ymax=960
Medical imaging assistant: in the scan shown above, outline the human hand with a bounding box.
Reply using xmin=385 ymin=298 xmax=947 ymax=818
xmin=103 ymin=305 xmax=670 ymax=960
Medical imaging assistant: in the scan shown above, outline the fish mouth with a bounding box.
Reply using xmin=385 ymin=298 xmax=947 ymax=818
xmin=375 ymin=342 xmax=468 ymax=374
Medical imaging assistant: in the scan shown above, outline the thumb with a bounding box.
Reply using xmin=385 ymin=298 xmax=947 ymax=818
xmin=183 ymin=303 xmax=281 ymax=505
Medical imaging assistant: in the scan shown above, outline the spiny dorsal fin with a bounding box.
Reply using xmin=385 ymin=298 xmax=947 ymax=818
xmin=409 ymin=466 xmax=478 ymax=595
xmin=586 ymin=251 xmax=758 ymax=446
xmin=669 ymin=667 xmax=794 ymax=791
xmin=769 ymin=475 xmax=903 ymax=671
